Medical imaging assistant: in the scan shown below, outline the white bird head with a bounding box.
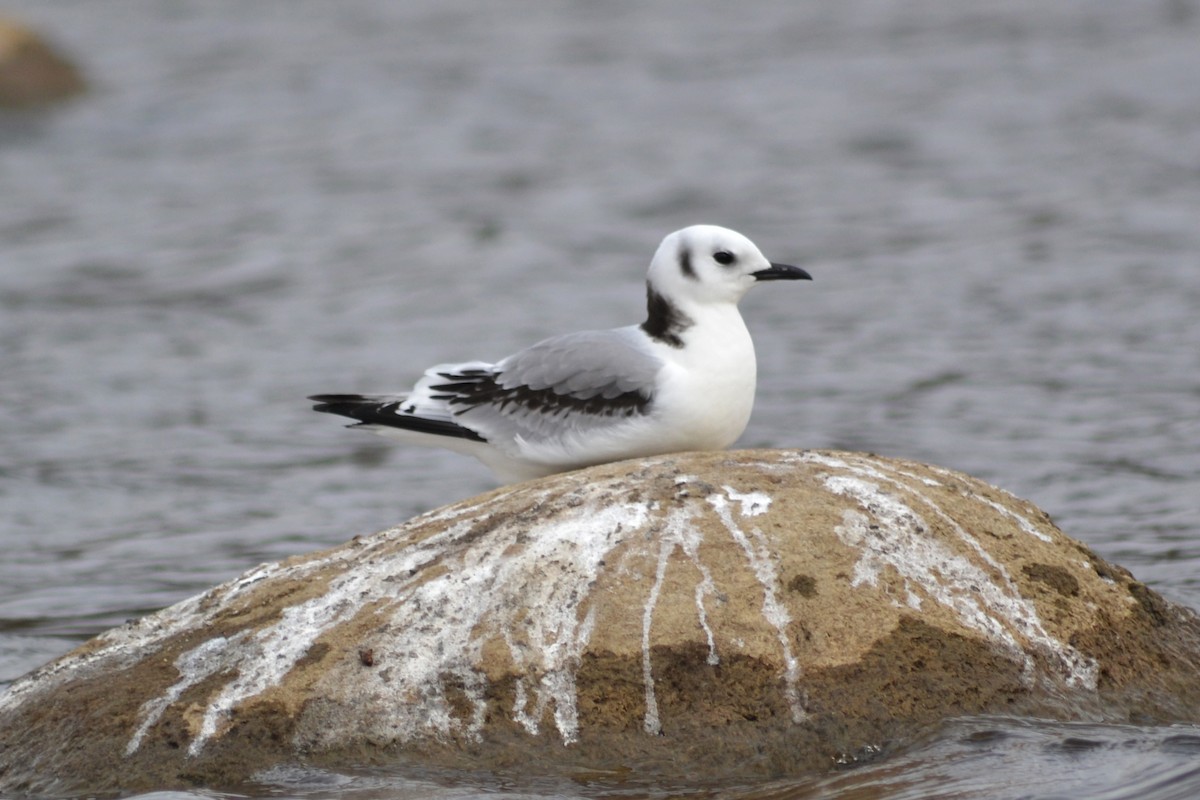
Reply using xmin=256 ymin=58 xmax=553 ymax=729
xmin=646 ymin=225 xmax=810 ymax=308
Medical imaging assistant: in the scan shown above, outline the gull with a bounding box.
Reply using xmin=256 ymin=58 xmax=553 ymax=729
xmin=310 ymin=224 xmax=811 ymax=484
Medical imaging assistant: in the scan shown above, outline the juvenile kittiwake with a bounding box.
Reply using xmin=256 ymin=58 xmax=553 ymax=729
xmin=310 ymin=224 xmax=811 ymax=483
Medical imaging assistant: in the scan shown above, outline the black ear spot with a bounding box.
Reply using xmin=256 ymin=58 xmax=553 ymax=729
xmin=713 ymin=250 xmax=735 ymax=266
xmin=678 ymin=247 xmax=697 ymax=280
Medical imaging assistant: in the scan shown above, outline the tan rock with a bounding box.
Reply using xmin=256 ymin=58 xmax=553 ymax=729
xmin=0 ymin=16 xmax=85 ymax=107
xmin=2 ymin=450 xmax=1198 ymax=794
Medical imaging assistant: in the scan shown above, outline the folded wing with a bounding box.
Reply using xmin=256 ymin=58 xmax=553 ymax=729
xmin=311 ymin=326 xmax=664 ymax=457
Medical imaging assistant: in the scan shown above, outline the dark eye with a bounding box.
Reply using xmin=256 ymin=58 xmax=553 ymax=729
xmin=713 ymin=250 xmax=735 ymax=266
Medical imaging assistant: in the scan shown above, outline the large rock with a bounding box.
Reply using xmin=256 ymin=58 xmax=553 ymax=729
xmin=0 ymin=16 xmax=85 ymax=107
xmin=2 ymin=450 xmax=1199 ymax=794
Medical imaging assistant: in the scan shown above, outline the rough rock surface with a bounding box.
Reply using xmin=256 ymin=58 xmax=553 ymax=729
xmin=0 ymin=16 xmax=85 ymax=107
xmin=2 ymin=450 xmax=1199 ymax=795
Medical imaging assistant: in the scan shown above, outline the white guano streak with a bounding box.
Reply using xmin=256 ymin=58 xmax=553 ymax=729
xmin=0 ymin=561 xmax=286 ymax=719
xmin=180 ymin=517 xmax=485 ymax=756
xmin=821 ymin=469 xmax=1096 ymax=689
xmin=707 ymin=489 xmax=806 ymax=724
xmin=638 ymin=501 xmax=723 ymax=736
xmin=123 ymin=499 xmax=646 ymax=757
xmin=485 ymin=501 xmax=644 ymax=742
xmin=641 ymin=537 xmax=672 ymax=736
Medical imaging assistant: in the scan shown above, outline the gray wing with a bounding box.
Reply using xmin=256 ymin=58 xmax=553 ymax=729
xmin=428 ymin=326 xmax=664 ymax=443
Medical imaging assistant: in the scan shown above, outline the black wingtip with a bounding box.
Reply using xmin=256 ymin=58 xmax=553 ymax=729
xmin=308 ymin=393 xmax=487 ymax=443
xmin=310 ymin=393 xmax=363 ymax=404
xmin=309 ymin=394 xmax=372 ymax=414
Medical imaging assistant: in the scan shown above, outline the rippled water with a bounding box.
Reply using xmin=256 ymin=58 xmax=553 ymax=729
xmin=2 ymin=1 xmax=1199 ymax=798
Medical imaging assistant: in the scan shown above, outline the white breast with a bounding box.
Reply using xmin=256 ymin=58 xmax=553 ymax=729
xmin=649 ymin=306 xmax=758 ymax=451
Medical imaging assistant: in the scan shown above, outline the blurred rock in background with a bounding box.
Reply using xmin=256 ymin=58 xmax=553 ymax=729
xmin=0 ymin=15 xmax=85 ymax=107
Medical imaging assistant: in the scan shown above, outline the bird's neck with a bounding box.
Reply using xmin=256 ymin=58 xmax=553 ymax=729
xmin=639 ymin=282 xmax=749 ymax=352
xmin=640 ymin=283 xmax=694 ymax=349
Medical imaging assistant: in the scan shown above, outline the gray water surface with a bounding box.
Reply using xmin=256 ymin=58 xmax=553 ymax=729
xmin=2 ymin=2 xmax=1200 ymax=798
